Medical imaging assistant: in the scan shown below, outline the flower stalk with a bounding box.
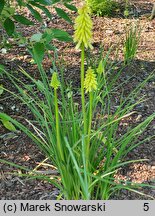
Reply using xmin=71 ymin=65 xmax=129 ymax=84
xmin=74 ymin=3 xmax=94 ymax=175
xmin=54 ymin=89 xmax=64 ymax=161
xmin=84 ymin=67 xmax=97 ymax=167
xmin=87 ymin=91 xmax=93 ymax=153
xmin=50 ymin=72 xmax=64 ymax=161
xmin=81 ymin=43 xmax=87 ymax=136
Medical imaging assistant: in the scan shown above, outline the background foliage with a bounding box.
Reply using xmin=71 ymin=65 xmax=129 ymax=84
xmin=0 ymin=0 xmax=77 ymax=36
xmin=86 ymin=0 xmax=119 ymax=16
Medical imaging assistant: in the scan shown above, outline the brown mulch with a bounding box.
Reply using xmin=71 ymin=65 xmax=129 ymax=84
xmin=0 ymin=0 xmax=155 ymax=200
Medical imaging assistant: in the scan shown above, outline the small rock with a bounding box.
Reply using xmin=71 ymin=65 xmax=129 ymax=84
xmin=106 ymin=30 xmax=113 ymax=34
xmin=11 ymin=105 xmax=16 ymax=111
xmin=1 ymin=48 xmax=7 ymax=54
xmin=151 ymin=190 xmax=155 ymax=195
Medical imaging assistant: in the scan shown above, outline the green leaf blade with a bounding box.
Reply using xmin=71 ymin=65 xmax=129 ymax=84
xmin=55 ymin=7 xmax=72 ymax=24
xmin=34 ymin=0 xmax=52 ymax=6
xmin=51 ymin=28 xmax=73 ymax=42
xmin=32 ymin=42 xmax=45 ymax=64
xmin=27 ymin=4 xmax=43 ymax=22
xmin=0 ymin=64 xmax=5 ymax=74
xmin=30 ymin=32 xmax=43 ymax=42
xmin=29 ymin=2 xmax=52 ymax=19
xmin=16 ymin=0 xmax=24 ymax=7
xmin=13 ymin=15 xmax=34 ymax=25
xmin=0 ymin=85 xmax=4 ymax=95
xmin=64 ymin=3 xmax=77 ymax=12
xmin=1 ymin=120 xmax=16 ymax=132
xmin=4 ymin=18 xmax=15 ymax=36
xmin=0 ymin=0 xmax=5 ymax=14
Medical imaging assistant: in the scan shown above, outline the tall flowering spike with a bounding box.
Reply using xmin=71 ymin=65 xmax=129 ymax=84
xmin=84 ymin=67 xmax=97 ymax=93
xmin=74 ymin=4 xmax=93 ymax=50
xmin=50 ymin=72 xmax=60 ymax=90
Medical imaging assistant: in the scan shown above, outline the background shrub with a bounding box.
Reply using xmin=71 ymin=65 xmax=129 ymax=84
xmin=86 ymin=0 xmax=119 ymax=16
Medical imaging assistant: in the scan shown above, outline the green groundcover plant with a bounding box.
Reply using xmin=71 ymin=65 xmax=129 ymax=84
xmin=86 ymin=0 xmax=118 ymax=16
xmin=0 ymin=3 xmax=155 ymax=200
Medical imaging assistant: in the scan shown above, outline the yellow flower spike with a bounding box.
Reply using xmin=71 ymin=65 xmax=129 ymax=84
xmin=74 ymin=4 xmax=93 ymax=50
xmin=50 ymin=72 xmax=60 ymax=90
xmin=84 ymin=67 xmax=97 ymax=93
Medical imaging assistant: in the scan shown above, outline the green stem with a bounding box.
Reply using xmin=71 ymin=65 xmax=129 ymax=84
xmin=81 ymin=43 xmax=87 ymax=136
xmin=54 ymin=89 xmax=64 ymax=161
xmin=87 ymin=92 xmax=93 ymax=157
xmin=81 ymin=43 xmax=89 ymax=192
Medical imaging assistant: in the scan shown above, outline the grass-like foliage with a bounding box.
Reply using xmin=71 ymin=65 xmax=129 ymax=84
xmin=0 ymin=4 xmax=155 ymax=200
xmin=123 ymin=23 xmax=141 ymax=65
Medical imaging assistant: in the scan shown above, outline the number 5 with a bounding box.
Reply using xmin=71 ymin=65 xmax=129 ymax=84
xmin=143 ymin=203 xmax=149 ymax=211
